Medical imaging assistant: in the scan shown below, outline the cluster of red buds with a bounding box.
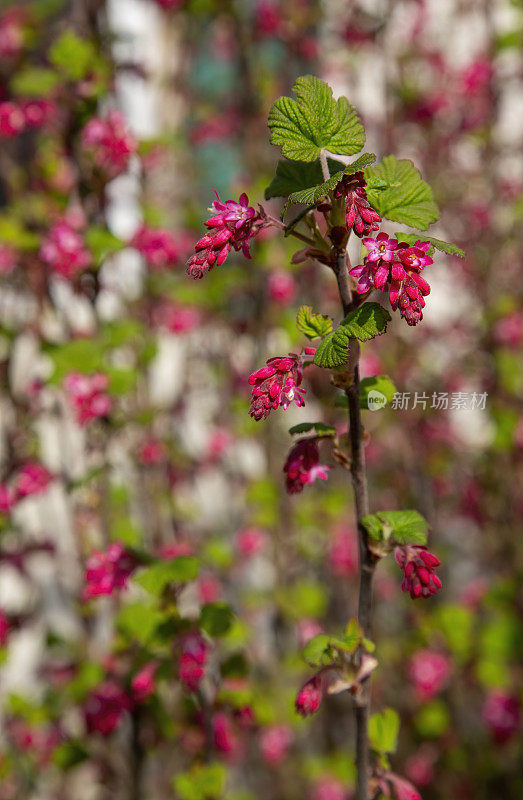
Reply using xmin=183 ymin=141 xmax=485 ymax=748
xmin=187 ymin=191 xmax=266 ymax=279
xmin=248 ymin=353 xmax=306 ymax=421
xmin=333 ymin=171 xmax=382 ymax=237
xmin=350 ymin=233 xmax=433 ymax=326
xmin=295 ymin=673 xmax=324 ymax=717
xmin=395 ymin=545 xmax=441 ymax=599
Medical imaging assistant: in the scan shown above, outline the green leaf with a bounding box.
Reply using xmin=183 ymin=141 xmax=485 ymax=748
xmin=361 ymin=510 xmax=429 ymax=545
xmin=134 ymin=556 xmax=199 ymax=595
xmin=200 ymin=603 xmax=234 ymax=636
xmin=45 ymin=339 xmax=105 ymax=384
xmin=302 ymin=634 xmax=336 ymax=667
xmin=288 ymin=421 xmax=336 ymax=437
xmin=85 ymin=226 xmax=124 ymax=263
xmin=297 ymin=305 xmax=333 ymax=340
xmin=116 ymin=602 xmax=166 ymax=644
xmin=334 ymin=375 xmax=398 ymax=410
xmin=314 ymin=303 xmax=391 ymax=369
xmin=369 ymin=708 xmax=400 ymax=754
xmin=0 ymin=215 xmax=39 ymax=250
xmin=365 ymin=156 xmax=440 ymax=230
xmin=338 ymin=617 xmax=363 ymax=653
xmin=288 ymin=154 xmax=377 ymax=205
xmin=49 ymin=31 xmax=96 ymax=82
xmin=11 ymin=68 xmax=60 ymax=97
xmin=393 ymin=232 xmax=466 ymax=259
xmin=268 ymin=75 xmax=366 ymax=162
xmin=53 ymin=741 xmax=89 ymax=770
xmin=173 ymin=763 xmax=227 ymax=800
xmin=265 ymin=158 xmax=344 ymax=200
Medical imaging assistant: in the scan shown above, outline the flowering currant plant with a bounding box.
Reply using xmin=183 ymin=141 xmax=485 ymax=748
xmin=187 ymin=76 xmax=466 ymax=800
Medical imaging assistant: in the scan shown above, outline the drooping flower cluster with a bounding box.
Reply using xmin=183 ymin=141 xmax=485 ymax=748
xmin=408 ymin=649 xmax=452 ymax=700
xmin=248 ymin=354 xmax=305 ymax=421
xmin=187 ymin=191 xmax=265 ymax=279
xmin=83 ymin=542 xmax=138 ymax=600
xmin=333 ymin=171 xmax=381 ymax=237
xmin=81 ymin=110 xmax=137 ymax=178
xmin=63 ymin=372 xmax=112 ymax=425
xmin=84 ymin=681 xmax=132 ymax=736
xmin=283 ymin=438 xmax=330 ymax=494
xmin=350 ymin=233 xmax=433 ymax=326
xmin=295 ymin=674 xmax=324 ymax=717
xmin=131 ymin=225 xmax=180 ymax=270
xmin=178 ymin=632 xmax=208 ymax=692
xmin=395 ymin=545 xmax=441 ymax=599
xmin=39 ymin=219 xmax=91 ymax=280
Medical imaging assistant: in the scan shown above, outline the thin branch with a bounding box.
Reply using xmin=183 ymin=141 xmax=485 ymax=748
xmin=333 ymin=247 xmax=375 ymax=800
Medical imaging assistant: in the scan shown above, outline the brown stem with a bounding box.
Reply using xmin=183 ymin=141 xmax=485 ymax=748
xmin=265 ymin=214 xmax=316 ymax=246
xmin=333 ymin=249 xmax=375 ymax=800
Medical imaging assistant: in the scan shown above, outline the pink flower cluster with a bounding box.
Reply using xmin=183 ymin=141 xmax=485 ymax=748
xmin=153 ymin=301 xmax=201 ymax=334
xmin=187 ymin=191 xmax=265 ymax=279
xmin=131 ymin=661 xmax=158 ymax=702
xmin=482 ymin=690 xmax=521 ymax=744
xmin=0 ymin=100 xmax=56 ymax=138
xmin=63 ymin=372 xmax=112 ymax=425
xmin=40 ymin=219 xmax=91 ymax=280
xmin=248 ymin=354 xmax=305 ymax=421
xmin=0 ymin=462 xmax=52 ymax=514
xmin=333 ymin=171 xmax=381 ymax=237
xmin=395 ymin=546 xmax=442 ymax=599
xmin=131 ymin=225 xmax=180 ymax=271
xmin=283 ymin=438 xmax=330 ymax=494
xmin=408 ymin=649 xmax=452 ymax=700
xmin=178 ymin=632 xmax=208 ymax=692
xmin=81 ymin=110 xmax=137 ymax=178
xmin=350 ymin=233 xmax=433 ymax=326
xmin=295 ymin=674 xmax=323 ymax=717
xmin=83 ymin=542 xmax=137 ymax=600
xmin=259 ymin=724 xmax=294 ymax=766
xmin=84 ymin=680 xmax=132 ymax=736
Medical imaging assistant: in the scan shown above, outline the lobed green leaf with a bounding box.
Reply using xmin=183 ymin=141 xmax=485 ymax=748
xmin=361 ymin=509 xmax=429 ymax=545
xmin=288 ymin=421 xmax=336 ymax=437
xmin=369 ymin=708 xmax=400 ymax=755
xmin=296 ymin=305 xmax=333 ymax=340
xmin=394 ymin=232 xmax=466 ymax=259
xmin=364 ymin=156 xmax=440 ymax=230
xmin=268 ymin=75 xmax=366 ymax=162
xmin=314 ymin=303 xmax=391 ymax=369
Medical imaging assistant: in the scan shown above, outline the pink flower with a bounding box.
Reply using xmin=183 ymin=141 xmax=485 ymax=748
xmin=0 ymin=609 xmax=11 ymax=646
xmin=84 ymin=680 xmax=132 ymax=736
xmin=63 ymin=372 xmax=112 ymax=425
xmin=187 ymin=191 xmax=266 ymax=279
xmin=137 ymin=437 xmax=165 ymax=465
xmin=268 ymin=270 xmax=297 ymax=305
xmin=236 ymin=527 xmax=267 ymax=558
xmin=15 ymin=462 xmax=52 ymax=499
xmin=153 ymin=301 xmax=201 ymax=334
xmin=81 ymin=110 xmax=136 ymax=177
xmin=21 ymin=100 xmax=56 ymax=130
xmin=382 ymin=773 xmax=422 ymax=800
xmin=40 ymin=219 xmax=91 ymax=280
xmin=132 ymin=661 xmax=158 ymax=702
xmin=259 ymin=724 xmax=294 ymax=766
xmin=0 ymin=244 xmax=16 ymax=275
xmin=460 ymin=58 xmax=493 ymax=95
xmin=310 ymin=776 xmax=346 ymax=800
xmin=350 ymin=237 xmax=433 ymax=326
xmin=83 ymin=542 xmax=137 ymax=600
xmin=295 ymin=674 xmax=323 ymax=717
xmin=255 ymin=1 xmax=282 ymax=36
xmin=329 ymin=528 xmax=358 ymax=576
xmin=333 ymin=171 xmax=381 ymax=238
xmin=178 ymin=632 xmax=208 ymax=692
xmin=296 ymin=618 xmax=324 ymax=647
xmin=0 ymin=101 xmax=25 ymax=137
xmin=283 ymin=438 xmax=330 ymax=494
xmin=131 ymin=225 xmax=180 ymax=270
xmin=0 ymin=10 xmax=25 ymax=58
xmin=482 ymin=690 xmax=520 ymax=743
xmin=248 ymin=354 xmax=305 ymax=421
xmin=212 ymin=712 xmax=240 ymax=758
xmin=408 ymin=650 xmax=451 ymax=700
xmin=0 ymin=484 xmax=14 ymax=515
xmin=395 ymin=546 xmax=441 ymax=599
